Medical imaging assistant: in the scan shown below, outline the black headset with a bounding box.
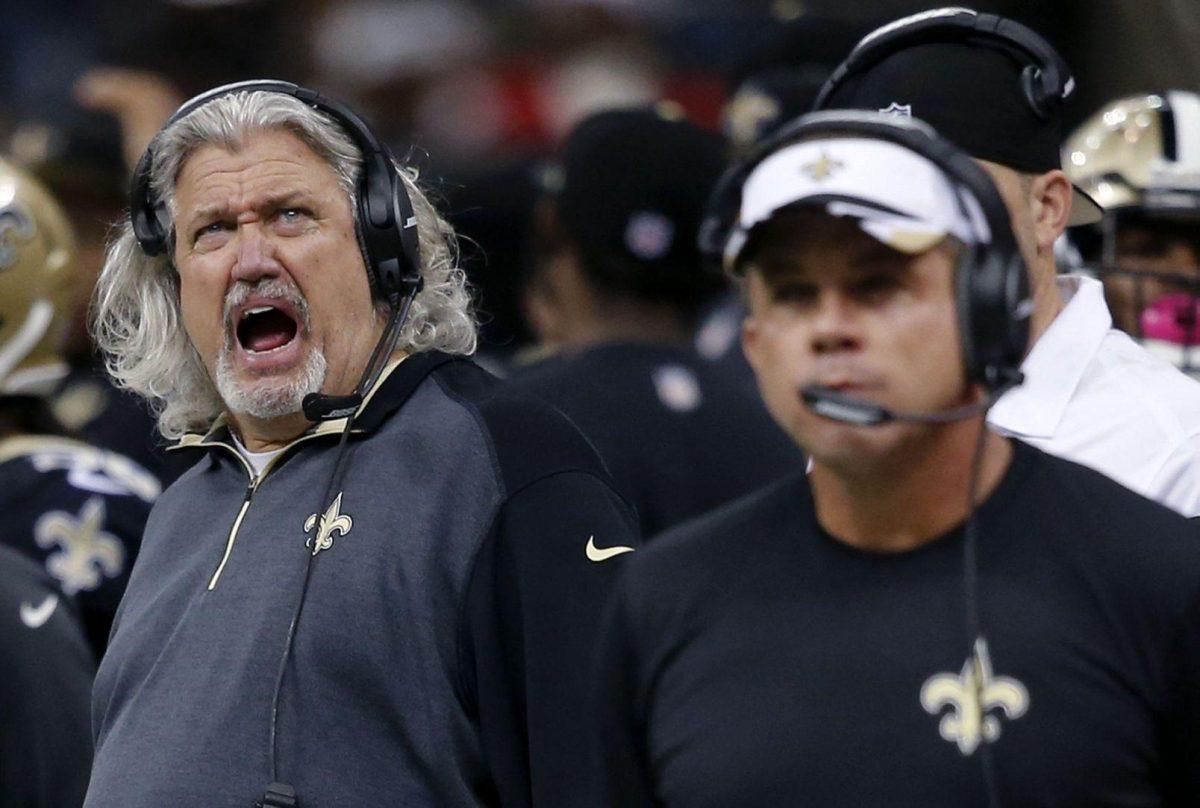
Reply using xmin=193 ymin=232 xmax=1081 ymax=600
xmin=812 ymin=7 xmax=1075 ymax=121
xmin=715 ymin=109 xmax=1030 ymax=393
xmin=129 ymin=79 xmax=421 ymax=303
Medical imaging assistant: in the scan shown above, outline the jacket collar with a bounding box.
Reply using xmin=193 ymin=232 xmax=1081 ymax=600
xmin=173 ymin=350 xmax=462 ymax=453
xmin=988 ymin=274 xmax=1112 ymax=439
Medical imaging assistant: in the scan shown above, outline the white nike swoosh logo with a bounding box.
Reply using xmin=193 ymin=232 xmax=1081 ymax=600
xmin=20 ymin=594 xmax=59 ymax=629
xmin=586 ymin=535 xmax=635 ymax=562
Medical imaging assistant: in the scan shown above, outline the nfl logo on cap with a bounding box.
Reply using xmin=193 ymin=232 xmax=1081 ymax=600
xmin=879 ymin=102 xmax=913 ymax=117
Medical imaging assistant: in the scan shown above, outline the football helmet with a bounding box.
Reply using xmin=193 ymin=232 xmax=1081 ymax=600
xmin=1063 ymin=91 xmax=1200 ymax=376
xmin=0 ymin=157 xmax=76 ymax=395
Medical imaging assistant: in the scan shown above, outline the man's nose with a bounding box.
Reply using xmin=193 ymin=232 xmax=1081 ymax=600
xmin=809 ymin=291 xmax=863 ymax=354
xmin=230 ymin=223 xmax=282 ymax=284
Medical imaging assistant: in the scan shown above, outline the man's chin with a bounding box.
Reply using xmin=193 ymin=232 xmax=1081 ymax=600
xmin=215 ymin=346 xmax=327 ymax=422
xmin=222 ymin=380 xmax=310 ymax=421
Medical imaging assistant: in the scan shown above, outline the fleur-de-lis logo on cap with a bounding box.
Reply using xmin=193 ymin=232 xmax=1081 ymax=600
xmin=920 ymin=639 xmax=1029 ymax=755
xmin=304 ymin=492 xmax=353 ymax=556
xmin=800 ymin=151 xmax=845 ymax=182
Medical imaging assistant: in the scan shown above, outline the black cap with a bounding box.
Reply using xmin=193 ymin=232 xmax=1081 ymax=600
xmin=816 ymin=12 xmax=1102 ymax=224
xmin=542 ymin=105 xmax=727 ymax=302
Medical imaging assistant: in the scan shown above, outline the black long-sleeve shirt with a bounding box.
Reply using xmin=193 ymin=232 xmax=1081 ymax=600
xmin=596 ymin=440 xmax=1200 ymax=806
xmin=0 ymin=434 xmax=157 ymax=658
xmin=87 ymin=352 xmax=638 ymax=807
xmin=0 ymin=545 xmax=94 ymax=808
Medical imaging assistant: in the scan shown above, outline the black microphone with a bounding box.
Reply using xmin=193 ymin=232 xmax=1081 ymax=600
xmin=302 ymin=392 xmax=363 ymax=421
xmin=799 ymin=374 xmax=1022 ymax=427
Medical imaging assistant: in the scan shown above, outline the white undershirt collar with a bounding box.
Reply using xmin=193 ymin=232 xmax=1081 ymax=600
xmin=230 ymin=432 xmax=286 ymax=477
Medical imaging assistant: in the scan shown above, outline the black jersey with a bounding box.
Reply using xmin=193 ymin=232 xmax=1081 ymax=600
xmin=503 ymin=342 xmax=801 ymax=537
xmin=0 ymin=435 xmax=158 ymax=657
xmin=0 ymin=545 xmax=94 ymax=808
xmin=595 ymin=440 xmax=1200 ymax=807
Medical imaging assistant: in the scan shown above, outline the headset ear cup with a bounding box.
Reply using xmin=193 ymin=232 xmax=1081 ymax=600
xmin=960 ymin=247 xmax=1029 ymax=390
xmin=956 ymin=245 xmax=983 ymax=385
xmin=1003 ymin=252 xmax=1032 ymax=369
xmin=354 ymin=185 xmax=380 ymax=294
xmin=1020 ymin=65 xmax=1052 ymax=120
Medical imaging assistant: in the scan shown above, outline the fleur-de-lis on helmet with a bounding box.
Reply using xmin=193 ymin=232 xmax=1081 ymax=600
xmin=920 ymin=639 xmax=1029 ymax=756
xmin=304 ymin=492 xmax=353 ymax=556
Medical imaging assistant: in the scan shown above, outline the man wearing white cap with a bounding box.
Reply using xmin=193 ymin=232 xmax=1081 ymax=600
xmin=592 ymin=112 xmax=1200 ymax=806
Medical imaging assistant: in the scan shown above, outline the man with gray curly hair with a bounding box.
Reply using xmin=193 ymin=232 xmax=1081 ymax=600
xmin=85 ymin=82 xmax=637 ymax=808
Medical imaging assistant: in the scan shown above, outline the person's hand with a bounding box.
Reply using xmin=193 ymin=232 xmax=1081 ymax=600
xmin=75 ymin=68 xmax=184 ymax=173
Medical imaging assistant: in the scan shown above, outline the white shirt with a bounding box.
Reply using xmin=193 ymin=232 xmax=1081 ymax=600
xmin=231 ymin=433 xmax=284 ymax=478
xmin=989 ymin=274 xmax=1200 ymax=516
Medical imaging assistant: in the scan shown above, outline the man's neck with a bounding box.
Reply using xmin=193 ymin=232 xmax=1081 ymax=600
xmin=1028 ymin=257 xmax=1065 ymax=345
xmin=809 ymin=422 xmax=1013 ymax=553
xmin=228 ymin=410 xmax=311 ymax=453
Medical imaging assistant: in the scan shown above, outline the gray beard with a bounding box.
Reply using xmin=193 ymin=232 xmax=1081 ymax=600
xmin=215 ymin=343 xmax=328 ymax=421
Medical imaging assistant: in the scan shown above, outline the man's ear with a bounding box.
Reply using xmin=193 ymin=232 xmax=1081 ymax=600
xmin=740 ymin=272 xmax=767 ymax=374
xmin=1030 ymin=169 xmax=1073 ymax=251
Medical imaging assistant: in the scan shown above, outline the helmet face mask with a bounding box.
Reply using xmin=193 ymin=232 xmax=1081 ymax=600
xmin=1064 ymin=92 xmax=1200 ymax=377
xmin=0 ymin=158 xmax=76 ymax=396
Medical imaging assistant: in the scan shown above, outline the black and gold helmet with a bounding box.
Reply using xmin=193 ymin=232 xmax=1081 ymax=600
xmin=0 ymin=157 xmax=75 ymax=395
xmin=1064 ymin=91 xmax=1200 ymax=215
xmin=1064 ymin=92 xmax=1200 ymax=375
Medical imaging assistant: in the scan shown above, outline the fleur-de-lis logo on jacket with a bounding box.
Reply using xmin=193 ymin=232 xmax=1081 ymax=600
xmin=304 ymin=492 xmax=353 ymax=556
xmin=34 ymin=497 xmax=124 ymax=595
xmin=919 ymin=639 xmax=1029 ymax=755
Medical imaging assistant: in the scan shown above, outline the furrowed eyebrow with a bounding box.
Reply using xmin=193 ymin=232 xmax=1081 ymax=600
xmin=192 ymin=190 xmax=314 ymax=220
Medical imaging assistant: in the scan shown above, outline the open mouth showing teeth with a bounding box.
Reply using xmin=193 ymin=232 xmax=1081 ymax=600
xmin=236 ymin=305 xmax=299 ymax=354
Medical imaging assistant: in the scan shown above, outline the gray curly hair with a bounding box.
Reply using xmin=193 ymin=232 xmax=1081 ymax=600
xmin=91 ymin=90 xmax=476 ymax=440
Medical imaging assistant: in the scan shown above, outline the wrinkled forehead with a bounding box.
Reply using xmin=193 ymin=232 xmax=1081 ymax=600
xmin=172 ymin=129 xmax=344 ymax=215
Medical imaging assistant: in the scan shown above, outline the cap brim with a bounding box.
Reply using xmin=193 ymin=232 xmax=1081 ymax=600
xmin=1068 ymin=185 xmax=1104 ymax=227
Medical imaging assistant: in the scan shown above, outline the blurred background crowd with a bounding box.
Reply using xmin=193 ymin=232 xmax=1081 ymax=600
xmin=0 ymin=0 xmax=1198 ymax=484
xmin=4 ymin=0 xmax=1198 ymax=354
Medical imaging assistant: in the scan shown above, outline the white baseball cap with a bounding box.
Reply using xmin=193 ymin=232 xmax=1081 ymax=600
xmin=725 ymin=135 xmax=990 ymax=272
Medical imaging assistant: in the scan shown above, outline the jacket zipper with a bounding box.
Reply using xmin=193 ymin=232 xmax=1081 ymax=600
xmin=207 ymin=480 xmax=257 ymax=590
xmin=200 ymin=426 xmax=355 ymax=591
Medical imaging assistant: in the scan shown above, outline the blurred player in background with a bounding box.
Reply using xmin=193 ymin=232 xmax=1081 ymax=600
xmin=694 ymin=67 xmax=830 ymax=381
xmin=506 ymin=106 xmax=799 ymax=537
xmin=0 ymin=158 xmax=157 ymax=658
xmin=6 ymin=68 xmax=187 ymax=486
xmin=0 ymin=545 xmax=94 ymax=808
xmin=1063 ymin=91 xmax=1200 ymax=377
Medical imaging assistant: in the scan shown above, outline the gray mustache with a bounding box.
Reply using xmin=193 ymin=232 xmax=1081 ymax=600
xmin=222 ymin=279 xmax=311 ymax=331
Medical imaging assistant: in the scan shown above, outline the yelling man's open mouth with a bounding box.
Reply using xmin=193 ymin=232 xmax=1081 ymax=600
xmin=223 ymin=280 xmax=312 ymax=372
xmin=237 ymin=304 xmax=299 ymax=354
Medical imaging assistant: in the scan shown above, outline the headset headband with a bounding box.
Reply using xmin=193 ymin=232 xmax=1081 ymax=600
xmin=813 ymin=7 xmax=1074 ymax=120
